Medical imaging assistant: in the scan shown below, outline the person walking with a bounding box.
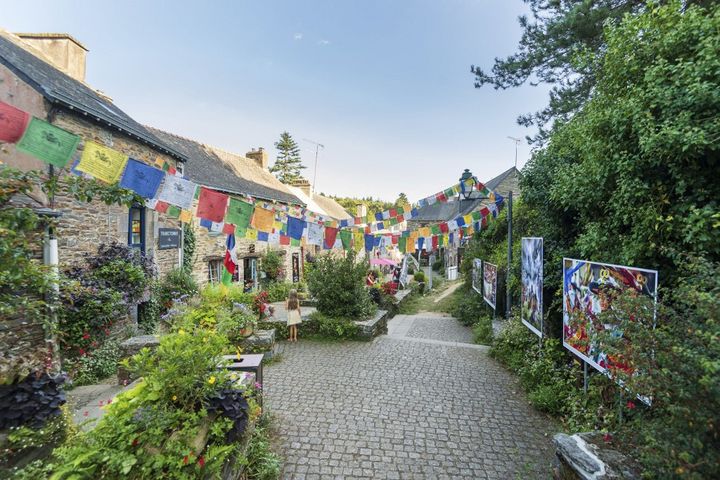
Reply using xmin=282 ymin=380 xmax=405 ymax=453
xmin=286 ymin=289 xmax=302 ymax=342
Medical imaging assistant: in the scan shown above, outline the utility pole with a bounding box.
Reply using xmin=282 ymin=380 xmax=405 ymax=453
xmin=507 ymin=136 xmax=521 ymax=168
xmin=506 ymin=190 xmax=513 ymax=319
xmin=302 ymin=138 xmax=324 ymax=193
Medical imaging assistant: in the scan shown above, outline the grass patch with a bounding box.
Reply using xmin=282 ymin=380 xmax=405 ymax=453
xmin=398 ymin=281 xmax=463 ymax=315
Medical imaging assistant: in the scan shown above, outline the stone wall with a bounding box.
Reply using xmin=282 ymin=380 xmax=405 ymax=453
xmin=49 ymin=112 xmax=182 ymax=276
xmin=189 ymin=221 xmax=303 ymax=287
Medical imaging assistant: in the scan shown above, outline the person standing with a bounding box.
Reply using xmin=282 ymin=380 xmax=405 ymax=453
xmin=286 ymin=289 xmax=302 ymax=342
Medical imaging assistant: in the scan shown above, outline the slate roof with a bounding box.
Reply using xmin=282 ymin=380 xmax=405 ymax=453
xmin=147 ymin=127 xmax=303 ymax=205
xmin=0 ymin=30 xmax=186 ymax=161
xmin=286 ymin=185 xmax=352 ymax=221
xmin=485 ymin=166 xmax=520 ymax=192
xmin=409 ymin=168 xmax=518 ymax=223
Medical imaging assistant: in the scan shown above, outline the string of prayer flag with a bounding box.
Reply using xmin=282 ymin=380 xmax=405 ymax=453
xmin=157 ymin=174 xmax=196 ymax=210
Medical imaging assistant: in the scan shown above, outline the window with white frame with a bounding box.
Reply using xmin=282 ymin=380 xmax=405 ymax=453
xmin=208 ymin=259 xmax=223 ymax=284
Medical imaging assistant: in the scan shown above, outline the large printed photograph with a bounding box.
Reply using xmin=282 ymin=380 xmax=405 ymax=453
xmin=562 ymin=258 xmax=658 ymax=375
xmin=471 ymin=258 xmax=482 ymax=294
xmin=521 ymin=238 xmax=543 ymax=337
xmin=482 ymin=262 xmax=497 ymax=310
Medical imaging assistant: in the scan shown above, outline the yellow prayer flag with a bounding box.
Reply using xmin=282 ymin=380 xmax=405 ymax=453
xmin=155 ymin=156 xmax=165 ymax=167
xmin=76 ymin=141 xmax=128 ymax=184
xmin=252 ymin=207 xmax=274 ymax=232
xmin=245 ymin=228 xmax=258 ymax=240
xmin=179 ymin=210 xmax=192 ymax=223
xmin=463 ymin=214 xmax=473 ymax=225
xmin=419 ymin=227 xmax=430 ymax=238
xmin=353 ymin=231 xmax=364 ymax=253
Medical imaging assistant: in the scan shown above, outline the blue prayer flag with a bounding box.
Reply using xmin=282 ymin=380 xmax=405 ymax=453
xmin=374 ymin=212 xmax=383 ymax=222
xmin=200 ymin=218 xmax=212 ymax=230
xmin=364 ymin=234 xmax=374 ymax=252
xmin=418 ymin=237 xmax=425 ymax=251
xmin=455 ymin=216 xmax=466 ymax=227
xmin=120 ymin=158 xmax=164 ymax=199
xmin=287 ymin=216 xmax=306 ymax=240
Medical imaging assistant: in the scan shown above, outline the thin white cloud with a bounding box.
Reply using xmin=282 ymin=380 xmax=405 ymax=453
xmin=294 ymin=33 xmax=303 ymax=40
xmin=318 ymin=39 xmax=330 ymax=46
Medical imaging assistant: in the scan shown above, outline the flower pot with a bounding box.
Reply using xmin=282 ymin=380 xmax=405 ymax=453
xmin=239 ymin=327 xmax=254 ymax=338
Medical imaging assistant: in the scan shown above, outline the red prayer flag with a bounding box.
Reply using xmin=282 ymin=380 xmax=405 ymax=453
xmin=324 ymin=227 xmax=338 ymax=249
xmin=222 ymin=223 xmax=235 ymax=235
xmin=364 ymin=226 xmax=371 ymax=234
xmin=436 ymin=192 xmax=447 ymax=202
xmin=154 ymin=201 xmax=169 ymax=213
xmin=391 ymin=235 xmax=399 ymax=245
xmin=439 ymin=222 xmax=449 ymax=234
xmin=280 ymin=234 xmax=290 ymax=246
xmin=167 ymin=166 xmax=177 ymax=176
xmin=196 ymin=187 xmax=229 ymax=223
xmin=354 ymin=216 xmax=362 ymax=224
xmin=432 ymin=236 xmax=439 ymax=250
xmin=479 ymin=207 xmax=490 ymax=217
xmin=396 ymin=215 xmax=404 ymax=223
xmin=0 ymin=101 xmax=30 ymax=143
xmin=389 ymin=208 xmax=397 ymax=218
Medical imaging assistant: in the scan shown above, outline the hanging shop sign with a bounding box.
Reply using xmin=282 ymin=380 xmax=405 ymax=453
xmin=158 ymin=227 xmax=182 ymax=250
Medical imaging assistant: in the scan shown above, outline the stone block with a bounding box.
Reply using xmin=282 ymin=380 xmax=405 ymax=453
xmin=234 ymin=329 xmax=276 ymax=357
xmin=553 ymin=432 xmax=640 ymax=479
xmin=117 ymin=335 xmax=159 ymax=385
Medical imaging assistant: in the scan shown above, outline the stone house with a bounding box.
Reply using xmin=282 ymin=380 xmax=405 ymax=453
xmin=148 ymin=128 xmax=309 ymax=288
xmin=0 ymin=31 xmax=187 ymax=274
xmin=408 ymin=167 xmax=521 ymax=268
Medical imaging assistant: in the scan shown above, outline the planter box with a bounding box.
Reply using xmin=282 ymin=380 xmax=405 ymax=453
xmin=354 ymin=310 xmax=389 ymax=340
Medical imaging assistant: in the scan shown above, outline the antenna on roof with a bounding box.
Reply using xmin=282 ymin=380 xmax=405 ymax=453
xmin=302 ymin=138 xmax=324 ymax=193
xmin=507 ymin=136 xmax=521 ymax=168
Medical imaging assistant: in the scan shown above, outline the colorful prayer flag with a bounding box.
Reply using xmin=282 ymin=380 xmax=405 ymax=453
xmin=0 ymin=101 xmax=30 ymax=143
xmin=364 ymin=234 xmax=374 ymax=252
xmin=119 ymin=158 xmax=164 ymax=199
xmin=252 ymin=207 xmax=275 ymax=232
xmin=154 ymin=201 xmax=169 ymax=213
xmin=339 ymin=230 xmax=352 ymax=250
xmin=324 ymin=227 xmax=339 ymax=250
xmin=307 ymin=222 xmax=324 ymax=246
xmin=167 ymin=205 xmax=181 ymax=218
xmin=179 ymin=210 xmax=192 ymax=223
xmin=196 ymin=187 xmax=229 ymax=223
xmin=16 ymin=117 xmax=80 ymax=168
xmin=287 ymin=216 xmax=306 ymax=240
xmin=157 ymin=173 xmax=196 ymax=210
xmin=224 ymin=198 xmax=254 ymax=234
xmin=76 ymin=141 xmax=128 ymax=183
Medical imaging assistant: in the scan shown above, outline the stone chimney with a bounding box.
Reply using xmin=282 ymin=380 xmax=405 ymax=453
xmin=16 ymin=33 xmax=88 ymax=82
xmin=246 ymin=147 xmax=269 ymax=170
xmin=291 ymin=178 xmax=312 ymax=197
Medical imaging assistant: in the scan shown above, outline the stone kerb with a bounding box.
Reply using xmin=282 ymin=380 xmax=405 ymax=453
xmin=354 ymin=309 xmax=389 ymax=339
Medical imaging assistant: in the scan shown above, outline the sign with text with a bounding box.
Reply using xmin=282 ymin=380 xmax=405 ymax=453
xmin=158 ymin=228 xmax=181 ymax=250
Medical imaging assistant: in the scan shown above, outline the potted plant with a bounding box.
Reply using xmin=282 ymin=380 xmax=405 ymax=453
xmin=221 ymin=303 xmax=257 ymax=341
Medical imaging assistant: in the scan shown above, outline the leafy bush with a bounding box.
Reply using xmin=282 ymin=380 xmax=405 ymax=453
xmin=56 ymin=278 xmax=124 ymax=358
xmin=64 ymin=340 xmax=121 ymax=387
xmin=307 ymin=252 xmax=376 ymax=319
xmin=158 ymin=268 xmax=198 ymax=310
xmin=0 ymin=372 xmax=66 ymax=429
xmin=264 ymin=281 xmax=293 ymax=303
xmin=243 ymin=414 xmax=281 ymax=480
xmin=307 ymin=312 xmax=360 ymax=340
xmin=450 ymin=287 xmax=486 ymax=326
xmin=432 ymin=259 xmax=443 ymax=272
xmin=413 ymin=270 xmax=426 ymax=283
xmin=471 ymin=316 xmax=493 ymax=345
xmin=260 ymin=250 xmax=284 ymax=283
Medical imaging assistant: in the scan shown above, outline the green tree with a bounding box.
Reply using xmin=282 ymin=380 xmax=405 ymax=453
xmin=270 ymin=131 xmax=305 ymax=183
xmin=394 ymin=192 xmax=409 ymax=209
xmin=471 ymin=0 xmax=647 ymax=142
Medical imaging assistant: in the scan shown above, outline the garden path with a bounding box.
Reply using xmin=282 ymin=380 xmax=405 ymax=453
xmin=264 ymin=313 xmax=558 ymax=479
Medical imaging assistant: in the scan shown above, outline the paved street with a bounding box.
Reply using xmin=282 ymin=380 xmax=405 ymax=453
xmin=264 ymin=313 xmax=557 ymax=479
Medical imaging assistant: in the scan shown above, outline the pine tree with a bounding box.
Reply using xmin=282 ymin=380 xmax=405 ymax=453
xmin=394 ymin=192 xmax=410 ymax=209
xmin=270 ymin=132 xmax=305 ymax=183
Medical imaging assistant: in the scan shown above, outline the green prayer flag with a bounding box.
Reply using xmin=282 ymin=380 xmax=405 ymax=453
xmin=431 ymin=224 xmax=441 ymax=235
xmin=471 ymin=211 xmax=482 ymax=221
xmin=221 ymin=268 xmax=233 ymax=286
xmin=438 ymin=235 xmax=445 ymax=247
xmin=339 ymin=230 xmax=352 ymax=250
xmin=224 ymin=198 xmax=254 ymax=232
xmin=167 ymin=205 xmax=181 ymax=218
xmin=398 ymin=237 xmax=407 ymax=253
xmin=396 ymin=206 xmax=405 ymax=215
xmin=389 ymin=217 xmax=398 ymax=226
xmin=15 ymin=117 xmax=80 ymax=168
xmin=443 ymin=188 xmax=454 ymax=198
xmin=290 ymin=238 xmax=301 ymax=247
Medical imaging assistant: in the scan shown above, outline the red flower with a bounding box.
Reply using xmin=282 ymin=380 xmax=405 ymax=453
xmin=132 ymin=438 xmax=139 ymax=447
xmin=78 ymin=348 xmax=86 ymax=356
xmin=198 ymin=456 xmax=205 ymax=468
xmin=603 ymin=433 xmax=612 ymax=443
xmin=626 ymin=401 xmax=636 ymax=410
xmin=91 ymin=341 xmax=98 ymax=348
xmin=183 ymin=455 xmax=189 ymax=465
xmin=82 ymin=332 xmax=90 ymax=340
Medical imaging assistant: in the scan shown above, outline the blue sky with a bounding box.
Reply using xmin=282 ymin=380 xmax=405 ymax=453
xmin=2 ymin=0 xmax=548 ymax=202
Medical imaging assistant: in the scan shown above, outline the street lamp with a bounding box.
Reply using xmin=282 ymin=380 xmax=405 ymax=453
xmin=459 ymin=169 xmax=477 ymax=200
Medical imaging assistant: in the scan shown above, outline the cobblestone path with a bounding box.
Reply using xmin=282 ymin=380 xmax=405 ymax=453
xmin=264 ymin=313 xmax=557 ymax=479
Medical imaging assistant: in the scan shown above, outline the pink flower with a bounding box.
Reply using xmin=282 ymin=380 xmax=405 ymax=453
xmin=83 ymin=411 xmax=89 ymax=417
xmin=603 ymin=433 xmax=612 ymax=443
xmin=78 ymin=348 xmax=86 ymax=356
xmin=99 ymin=400 xmax=104 ymax=406
xmin=107 ymin=398 xmax=112 ymax=404
xmin=198 ymin=456 xmax=205 ymax=468
xmin=626 ymin=401 xmax=636 ymax=410
xmin=82 ymin=332 xmax=90 ymax=340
